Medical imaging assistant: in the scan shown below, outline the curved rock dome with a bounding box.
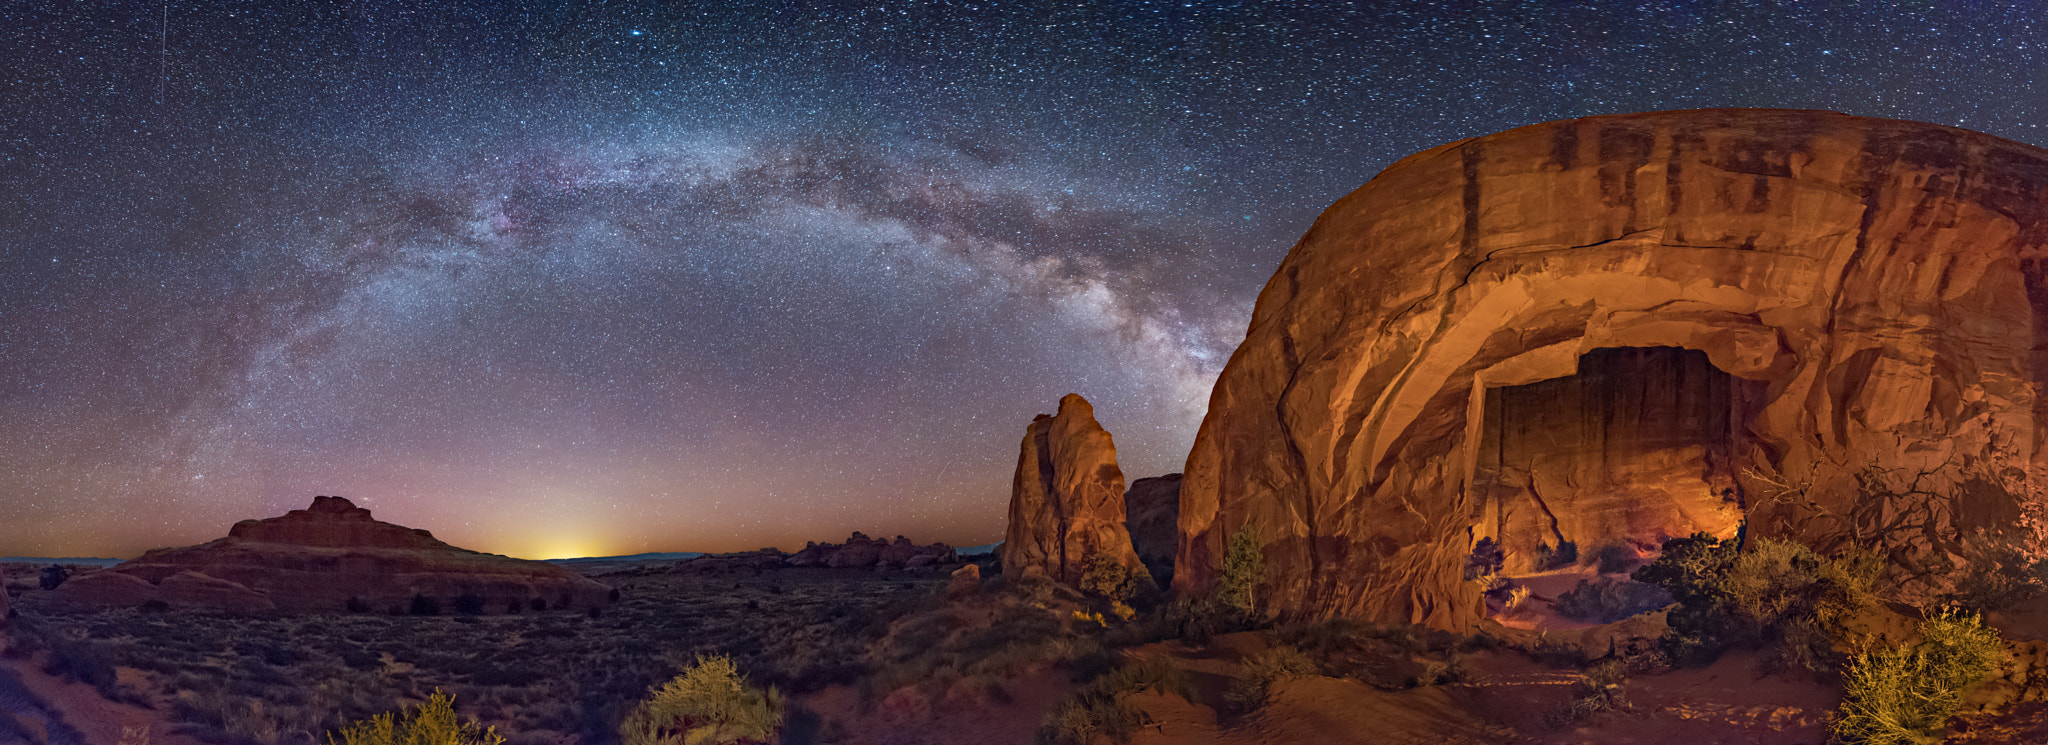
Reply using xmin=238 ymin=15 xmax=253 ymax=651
xmin=1176 ymin=108 xmax=2048 ymax=630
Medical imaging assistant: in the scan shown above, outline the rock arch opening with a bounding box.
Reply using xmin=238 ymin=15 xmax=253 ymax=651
xmin=1470 ymin=346 xmax=1760 ymax=579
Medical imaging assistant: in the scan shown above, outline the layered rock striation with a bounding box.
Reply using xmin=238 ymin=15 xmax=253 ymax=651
xmin=56 ymin=496 xmax=613 ymax=613
xmin=1177 ymin=109 xmax=2048 ymax=629
xmin=1003 ymin=394 xmax=1145 ymax=585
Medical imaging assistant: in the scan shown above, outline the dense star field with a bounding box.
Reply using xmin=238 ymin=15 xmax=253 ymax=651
xmin=3 ymin=2 xmax=2044 ymax=559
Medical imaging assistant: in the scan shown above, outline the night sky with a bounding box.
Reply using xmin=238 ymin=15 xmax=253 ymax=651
xmin=4 ymin=2 xmax=2044 ymax=559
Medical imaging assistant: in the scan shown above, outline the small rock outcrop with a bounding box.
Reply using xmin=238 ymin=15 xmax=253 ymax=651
xmin=948 ymin=563 xmax=982 ymax=598
xmin=1002 ymin=394 xmax=1145 ymax=586
xmin=1124 ymin=474 xmax=1183 ymax=583
xmin=1178 ymin=109 xmax=2048 ymax=630
xmin=55 ymin=496 xmax=613 ymax=613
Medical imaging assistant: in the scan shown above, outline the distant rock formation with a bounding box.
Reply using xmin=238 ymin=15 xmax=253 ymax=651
xmin=1003 ymin=394 xmax=1145 ymax=585
xmin=55 ymin=496 xmax=613 ymax=613
xmin=1125 ymin=474 xmax=1182 ymax=583
xmin=784 ymin=532 xmax=957 ymax=569
xmin=672 ymin=534 xmax=960 ymax=575
xmin=1178 ymin=109 xmax=2048 ymax=630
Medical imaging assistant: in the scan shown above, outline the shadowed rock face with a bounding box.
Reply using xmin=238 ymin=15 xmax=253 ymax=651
xmin=1003 ymin=394 xmax=1144 ymax=585
xmin=56 ymin=496 xmax=613 ymax=613
xmin=0 ymin=565 xmax=9 ymax=624
xmin=1177 ymin=109 xmax=2048 ymax=630
xmin=1125 ymin=474 xmax=1183 ymax=582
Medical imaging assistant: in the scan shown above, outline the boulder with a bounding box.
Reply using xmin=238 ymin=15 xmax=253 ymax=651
xmin=1124 ymin=474 xmax=1183 ymax=582
xmin=1002 ymin=394 xmax=1145 ymax=585
xmin=948 ymin=563 xmax=982 ymax=598
xmin=1177 ymin=109 xmax=2048 ymax=630
xmin=55 ymin=496 xmax=614 ymax=613
xmin=54 ymin=570 xmax=159 ymax=607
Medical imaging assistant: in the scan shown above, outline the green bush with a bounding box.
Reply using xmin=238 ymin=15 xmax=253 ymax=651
xmin=621 ymin=654 xmax=784 ymax=745
xmin=1632 ymin=534 xmax=1878 ymax=667
xmin=1227 ymin=646 xmax=1317 ymax=712
xmin=1079 ymin=551 xmax=1134 ymax=603
xmin=1832 ymin=609 xmax=2006 ymax=745
xmin=1216 ymin=526 xmax=1263 ymax=617
xmin=325 ymin=689 xmax=503 ymax=745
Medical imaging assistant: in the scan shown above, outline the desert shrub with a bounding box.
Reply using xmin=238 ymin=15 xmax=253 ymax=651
xmin=1633 ymin=534 xmax=1878 ymax=667
xmin=530 ymin=597 xmax=547 ymax=612
xmin=326 ymin=689 xmax=504 ymax=745
xmin=410 ymin=595 xmax=442 ymax=616
xmin=39 ymin=564 xmax=68 ymax=591
xmin=1942 ymin=531 xmax=2048 ymax=612
xmin=1227 ymin=646 xmax=1317 ymax=712
xmin=1547 ymin=660 xmax=1628 ymax=727
xmin=453 ymin=594 xmax=486 ymax=616
xmin=1832 ymin=609 xmax=2006 ymax=745
xmin=1466 ymin=537 xmax=1505 ymax=580
xmin=1553 ymin=578 xmax=1671 ymax=624
xmin=42 ymin=638 xmax=119 ymax=696
xmin=1591 ymin=542 xmax=1634 ymax=574
xmin=1079 ymin=551 xmax=1134 ymax=602
xmin=1282 ymin=617 xmax=1368 ymax=649
xmin=1533 ymin=540 xmax=1579 ymax=570
xmin=1216 ymin=526 xmax=1263 ymax=617
xmin=620 ymin=654 xmax=783 ymax=745
xmin=1038 ymin=656 xmax=1190 ymax=745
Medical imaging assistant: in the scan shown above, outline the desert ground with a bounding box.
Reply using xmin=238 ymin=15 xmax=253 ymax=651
xmin=6 ymin=551 xmax=2048 ymax=745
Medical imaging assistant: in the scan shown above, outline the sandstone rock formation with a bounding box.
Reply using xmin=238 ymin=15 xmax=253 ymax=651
xmin=1125 ymin=474 xmax=1183 ymax=583
xmin=55 ymin=496 xmax=613 ymax=613
xmin=783 ymin=532 xmax=958 ymax=569
xmin=1177 ymin=109 xmax=2048 ymax=630
xmin=1003 ymin=394 xmax=1145 ymax=585
xmin=948 ymin=563 xmax=982 ymax=598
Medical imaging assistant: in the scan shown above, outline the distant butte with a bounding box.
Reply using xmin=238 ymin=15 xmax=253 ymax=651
xmin=1176 ymin=108 xmax=2048 ymax=630
xmin=55 ymin=496 xmax=613 ymax=614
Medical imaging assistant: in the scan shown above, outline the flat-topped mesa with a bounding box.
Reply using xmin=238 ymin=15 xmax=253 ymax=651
xmin=56 ymin=496 xmax=614 ymax=614
xmin=226 ymin=495 xmax=448 ymax=550
xmin=1177 ymin=109 xmax=2048 ymax=631
xmin=1003 ymin=394 xmax=1145 ymax=586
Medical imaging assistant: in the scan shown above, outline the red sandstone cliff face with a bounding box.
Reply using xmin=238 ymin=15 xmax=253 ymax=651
xmin=1177 ymin=109 xmax=2048 ymax=630
xmin=56 ymin=496 xmax=613 ymax=613
xmin=1003 ymin=394 xmax=1145 ymax=585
